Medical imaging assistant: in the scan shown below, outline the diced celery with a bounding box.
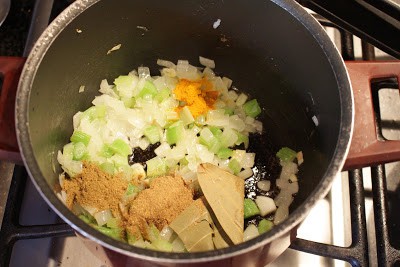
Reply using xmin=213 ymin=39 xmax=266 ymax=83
xmin=100 ymin=162 xmax=115 ymax=174
xmin=235 ymin=131 xmax=249 ymax=148
xmin=258 ymin=219 xmax=274 ymax=234
xmin=228 ymin=158 xmax=241 ymax=175
xmin=83 ymin=105 xmax=107 ymax=120
xmin=92 ymin=224 xmax=123 ymax=241
xmin=207 ymin=138 xmax=222 ymax=154
xmin=114 ymin=75 xmax=136 ymax=98
xmin=100 ymin=144 xmax=114 ymax=158
xmin=63 ymin=143 xmax=75 ymax=160
xmin=220 ymin=128 xmax=238 ymax=147
xmin=73 ymin=142 xmax=87 ymax=160
xmin=153 ymin=238 xmax=173 ymax=252
xmin=154 ymin=88 xmax=170 ymax=103
xmin=79 ymin=214 xmax=95 ymax=224
xmin=110 ymin=154 xmax=129 ymax=168
xmin=224 ymin=107 xmax=234 ymax=115
xmin=243 ymin=99 xmax=262 ymax=118
xmin=138 ymin=80 xmax=158 ymax=98
xmin=166 ymin=121 xmax=184 ymax=145
xmin=179 ymin=106 xmax=195 ymax=125
xmin=126 ymin=183 xmax=138 ymax=196
xmin=110 ymin=139 xmax=132 ymax=156
xmin=121 ymin=97 xmax=136 ymax=108
xmin=147 ymin=224 xmax=160 ymax=242
xmin=276 ymin=147 xmax=297 ymax=162
xmin=127 ymin=230 xmax=140 ymax=245
xmin=70 ymin=130 xmax=91 ymax=146
xmin=179 ymin=157 xmax=189 ymax=166
xmin=209 ymin=126 xmax=222 ymax=138
xmin=217 ymin=147 xmax=233 ymax=159
xmin=244 ymin=198 xmax=260 ymax=219
xmin=106 ymin=217 xmax=121 ymax=229
xmin=144 ymin=125 xmax=160 ymax=144
xmin=146 ymin=157 xmax=167 ymax=177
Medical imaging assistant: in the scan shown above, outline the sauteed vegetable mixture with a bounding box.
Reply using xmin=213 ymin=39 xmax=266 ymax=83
xmin=57 ymin=58 xmax=302 ymax=252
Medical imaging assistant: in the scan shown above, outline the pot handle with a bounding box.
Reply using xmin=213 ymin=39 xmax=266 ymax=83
xmin=0 ymin=57 xmax=26 ymax=164
xmin=343 ymin=61 xmax=400 ymax=170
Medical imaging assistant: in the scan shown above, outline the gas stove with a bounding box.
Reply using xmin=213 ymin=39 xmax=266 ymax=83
xmin=0 ymin=1 xmax=399 ymax=266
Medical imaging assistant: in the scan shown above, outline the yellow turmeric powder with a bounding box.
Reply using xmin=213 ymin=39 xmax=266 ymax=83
xmin=173 ymin=78 xmax=218 ymax=117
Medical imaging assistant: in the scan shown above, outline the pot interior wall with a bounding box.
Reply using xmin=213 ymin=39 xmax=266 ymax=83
xmin=28 ymin=0 xmax=341 ymax=218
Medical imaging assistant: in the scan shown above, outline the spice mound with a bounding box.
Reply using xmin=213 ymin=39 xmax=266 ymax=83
xmin=126 ymin=175 xmax=194 ymax=239
xmin=62 ymin=162 xmax=129 ymax=217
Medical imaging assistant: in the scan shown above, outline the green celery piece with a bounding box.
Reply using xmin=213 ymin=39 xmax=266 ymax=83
xmin=154 ymin=88 xmax=170 ymax=103
xmin=70 ymin=130 xmax=91 ymax=146
xmin=92 ymin=224 xmax=124 ymax=241
xmin=63 ymin=143 xmax=74 ymax=159
xmin=209 ymin=126 xmax=222 ymax=138
xmin=166 ymin=121 xmax=184 ymax=145
xmin=126 ymin=183 xmax=138 ymax=196
xmin=235 ymin=131 xmax=249 ymax=148
xmin=228 ymin=158 xmax=241 ymax=175
xmin=147 ymin=224 xmax=160 ymax=242
xmin=100 ymin=162 xmax=115 ymax=175
xmin=179 ymin=157 xmax=189 ymax=166
xmin=121 ymin=97 xmax=136 ymax=108
xmin=224 ymin=107 xmax=234 ymax=115
xmin=276 ymin=147 xmax=297 ymax=162
xmin=153 ymin=238 xmax=173 ymax=252
xmin=100 ymin=144 xmax=115 ymax=158
xmin=146 ymin=157 xmax=167 ymax=177
xmin=258 ymin=219 xmax=274 ymax=234
xmin=114 ymin=75 xmax=135 ymax=96
xmin=79 ymin=214 xmax=95 ymax=224
xmin=110 ymin=139 xmax=132 ymax=156
xmin=179 ymin=106 xmax=195 ymax=125
xmin=106 ymin=217 xmax=121 ymax=229
xmin=243 ymin=99 xmax=262 ymax=118
xmin=83 ymin=105 xmax=107 ymax=120
xmin=127 ymin=230 xmax=141 ymax=245
xmin=217 ymin=147 xmax=233 ymax=159
xmin=244 ymin=198 xmax=260 ymax=219
xmin=138 ymin=80 xmax=158 ymax=98
xmin=144 ymin=125 xmax=160 ymax=144
xmin=207 ymin=138 xmax=222 ymax=154
xmin=73 ymin=142 xmax=87 ymax=161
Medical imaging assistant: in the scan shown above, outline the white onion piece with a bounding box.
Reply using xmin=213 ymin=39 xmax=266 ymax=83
xmin=157 ymin=59 xmax=176 ymax=69
xmin=255 ymin=196 xmax=277 ymax=216
xmin=94 ymin=209 xmax=113 ymax=226
xmin=171 ymin=237 xmax=186 ymax=252
xmin=154 ymin=142 xmax=171 ymax=157
xmin=199 ymin=56 xmax=215 ymax=69
xmin=222 ymin=77 xmax=232 ymax=89
xmin=227 ymin=90 xmax=239 ymax=101
xmin=274 ymin=204 xmax=289 ymax=225
xmin=203 ymin=67 xmax=215 ymax=78
xmin=243 ymin=224 xmax=259 ymax=241
xmin=241 ymin=153 xmax=255 ymax=168
xmin=160 ymin=226 xmax=174 ymax=242
xmin=236 ymin=93 xmax=248 ymax=106
xmin=287 ymin=181 xmax=299 ymax=194
xmin=274 ymin=190 xmax=293 ymax=207
xmin=138 ymin=66 xmax=150 ymax=78
xmin=238 ymin=168 xmax=253 ymax=179
xmin=257 ymin=180 xmax=271 ymax=191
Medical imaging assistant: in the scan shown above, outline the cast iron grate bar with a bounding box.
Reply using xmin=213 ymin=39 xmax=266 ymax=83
xmin=290 ymin=169 xmax=369 ymax=267
xmin=371 ymin=165 xmax=400 ymax=266
xmin=0 ymin=166 xmax=74 ymax=267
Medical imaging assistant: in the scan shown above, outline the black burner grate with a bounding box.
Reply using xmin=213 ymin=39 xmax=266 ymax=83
xmin=0 ymin=1 xmax=399 ymax=266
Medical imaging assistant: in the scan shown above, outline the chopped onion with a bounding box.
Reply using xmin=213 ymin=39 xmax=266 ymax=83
xmin=160 ymin=225 xmax=175 ymax=242
xmin=274 ymin=190 xmax=293 ymax=207
xmin=171 ymin=237 xmax=186 ymax=252
xmin=238 ymin=168 xmax=253 ymax=179
xmin=255 ymin=196 xmax=277 ymax=216
xmin=222 ymin=77 xmax=232 ymax=89
xmin=243 ymin=224 xmax=259 ymax=241
xmin=157 ymin=59 xmax=176 ymax=69
xmin=257 ymin=180 xmax=271 ymax=191
xmin=94 ymin=209 xmax=113 ymax=226
xmin=274 ymin=204 xmax=289 ymax=224
xmin=235 ymin=93 xmax=248 ymax=106
xmin=297 ymin=151 xmax=304 ymax=165
xmin=227 ymin=90 xmax=239 ymax=101
xmin=199 ymin=56 xmax=215 ymax=69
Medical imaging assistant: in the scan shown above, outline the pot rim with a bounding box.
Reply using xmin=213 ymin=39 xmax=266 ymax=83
xmin=15 ymin=0 xmax=354 ymax=263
